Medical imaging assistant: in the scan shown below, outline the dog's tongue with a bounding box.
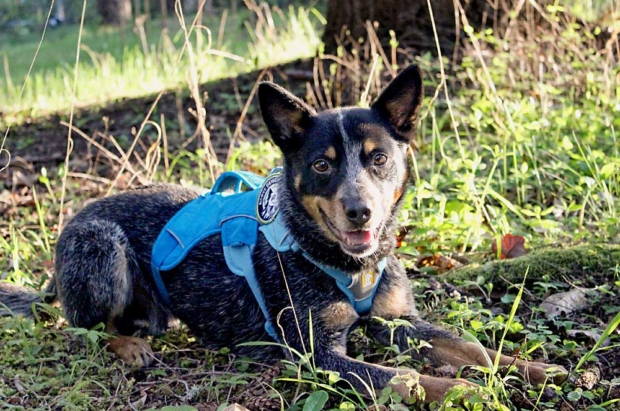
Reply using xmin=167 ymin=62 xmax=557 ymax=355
xmin=344 ymin=230 xmax=373 ymax=245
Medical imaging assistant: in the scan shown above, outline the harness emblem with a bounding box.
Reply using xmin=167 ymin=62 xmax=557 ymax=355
xmin=361 ymin=271 xmax=375 ymax=289
xmin=256 ymin=170 xmax=281 ymax=224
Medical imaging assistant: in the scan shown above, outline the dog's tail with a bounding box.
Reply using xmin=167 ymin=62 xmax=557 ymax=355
xmin=0 ymin=280 xmax=57 ymax=317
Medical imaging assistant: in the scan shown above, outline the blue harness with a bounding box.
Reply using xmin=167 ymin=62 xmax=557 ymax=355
xmin=151 ymin=169 xmax=386 ymax=340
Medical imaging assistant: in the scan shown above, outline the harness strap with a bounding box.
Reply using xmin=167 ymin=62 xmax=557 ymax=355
xmin=211 ymin=171 xmax=265 ymax=194
xmin=301 ymin=252 xmax=387 ymax=315
xmin=223 ymin=243 xmax=278 ymax=339
xmin=151 ymin=263 xmax=172 ymax=306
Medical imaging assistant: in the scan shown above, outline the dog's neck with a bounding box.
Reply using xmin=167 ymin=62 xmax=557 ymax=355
xmin=278 ymin=173 xmax=401 ymax=274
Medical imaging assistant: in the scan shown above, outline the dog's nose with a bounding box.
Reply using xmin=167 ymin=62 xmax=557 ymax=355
xmin=344 ymin=201 xmax=372 ymax=225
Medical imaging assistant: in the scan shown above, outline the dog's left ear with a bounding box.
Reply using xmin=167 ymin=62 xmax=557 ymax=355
xmin=258 ymin=82 xmax=316 ymax=152
xmin=371 ymin=65 xmax=423 ymax=142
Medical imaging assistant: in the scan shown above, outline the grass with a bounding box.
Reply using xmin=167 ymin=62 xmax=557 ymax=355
xmin=0 ymin=4 xmax=322 ymax=122
xmin=399 ymin=55 xmax=620 ymax=254
xmin=1 ymin=1 xmax=620 ymax=410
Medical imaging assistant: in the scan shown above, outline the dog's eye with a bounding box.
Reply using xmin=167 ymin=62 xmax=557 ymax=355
xmin=373 ymin=153 xmax=388 ymax=166
xmin=313 ymin=159 xmax=330 ymax=173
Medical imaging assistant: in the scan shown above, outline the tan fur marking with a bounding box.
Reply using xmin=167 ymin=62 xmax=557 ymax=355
xmin=393 ymin=171 xmax=409 ymax=205
xmin=294 ymin=174 xmax=302 ymax=191
xmin=370 ymin=284 xmax=415 ymax=318
xmin=323 ymin=146 xmax=336 ymax=160
xmin=429 ymin=339 xmax=492 ymax=368
xmin=320 ymin=301 xmax=359 ymax=330
xmin=393 ymin=187 xmax=404 ymax=204
xmin=301 ymin=195 xmax=340 ymax=242
xmin=363 ymin=139 xmax=377 ymax=155
xmin=333 ymin=184 xmax=359 ymax=229
xmin=385 ymin=100 xmax=416 ymax=127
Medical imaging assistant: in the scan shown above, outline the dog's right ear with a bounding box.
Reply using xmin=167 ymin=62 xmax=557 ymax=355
xmin=258 ymin=82 xmax=316 ymax=152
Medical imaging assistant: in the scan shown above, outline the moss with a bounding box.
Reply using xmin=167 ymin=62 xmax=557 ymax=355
xmin=445 ymin=244 xmax=620 ymax=285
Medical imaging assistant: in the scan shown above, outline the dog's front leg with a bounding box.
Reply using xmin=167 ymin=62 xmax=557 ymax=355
xmin=311 ymin=301 xmax=476 ymax=404
xmin=367 ymin=273 xmax=567 ymax=386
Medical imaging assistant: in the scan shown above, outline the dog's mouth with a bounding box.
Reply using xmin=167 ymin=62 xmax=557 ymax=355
xmin=320 ymin=210 xmax=382 ymax=257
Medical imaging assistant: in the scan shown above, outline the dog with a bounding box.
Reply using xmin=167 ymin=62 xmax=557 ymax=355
xmin=0 ymin=65 xmax=566 ymax=404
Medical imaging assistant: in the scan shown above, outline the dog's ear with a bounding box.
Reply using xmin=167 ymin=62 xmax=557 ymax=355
xmin=258 ymin=82 xmax=316 ymax=152
xmin=371 ymin=65 xmax=423 ymax=142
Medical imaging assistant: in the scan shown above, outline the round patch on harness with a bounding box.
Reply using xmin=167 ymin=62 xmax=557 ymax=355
xmin=256 ymin=170 xmax=282 ymax=224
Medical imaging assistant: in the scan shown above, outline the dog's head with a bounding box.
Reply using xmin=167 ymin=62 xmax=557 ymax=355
xmin=258 ymin=66 xmax=422 ymax=259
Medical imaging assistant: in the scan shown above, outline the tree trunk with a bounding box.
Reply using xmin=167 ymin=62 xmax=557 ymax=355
xmin=97 ymin=0 xmax=133 ymax=25
xmin=54 ymin=0 xmax=66 ymax=22
xmin=184 ymin=0 xmax=199 ymax=13
xmin=133 ymin=0 xmax=141 ymax=16
xmin=321 ymin=0 xmax=556 ymax=56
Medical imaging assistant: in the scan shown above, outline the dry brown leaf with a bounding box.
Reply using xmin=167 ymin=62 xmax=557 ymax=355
xmin=12 ymin=170 xmax=39 ymax=188
xmin=540 ymin=288 xmax=590 ymax=319
xmin=567 ymin=329 xmax=610 ymax=346
xmin=416 ymin=254 xmax=464 ymax=274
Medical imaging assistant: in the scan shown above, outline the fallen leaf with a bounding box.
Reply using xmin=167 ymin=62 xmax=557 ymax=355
xmin=128 ymin=394 xmax=147 ymax=409
xmin=222 ymin=405 xmax=250 ymax=411
xmin=575 ymin=367 xmax=600 ymax=390
xmin=567 ymin=329 xmax=610 ymax=346
xmin=12 ymin=170 xmax=39 ymax=188
xmin=416 ymin=253 xmax=464 ymax=274
xmin=13 ymin=375 xmax=25 ymax=393
xmin=41 ymin=260 xmax=54 ymax=271
xmin=540 ymin=288 xmax=590 ymax=319
xmin=492 ymin=233 xmax=526 ymax=259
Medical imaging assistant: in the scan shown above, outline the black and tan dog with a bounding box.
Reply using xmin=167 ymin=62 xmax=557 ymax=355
xmin=0 ymin=65 xmax=565 ymax=403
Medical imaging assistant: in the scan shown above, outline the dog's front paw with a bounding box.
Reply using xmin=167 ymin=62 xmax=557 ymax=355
xmin=390 ymin=373 xmax=478 ymax=404
xmin=106 ymin=336 xmax=154 ymax=367
xmin=517 ymin=361 xmax=568 ymax=385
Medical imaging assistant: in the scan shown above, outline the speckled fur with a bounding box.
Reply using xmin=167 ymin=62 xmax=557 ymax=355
xmin=0 ymin=66 xmax=564 ymax=402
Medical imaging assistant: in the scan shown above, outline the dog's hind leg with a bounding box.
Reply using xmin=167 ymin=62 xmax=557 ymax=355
xmin=54 ymin=219 xmax=154 ymax=367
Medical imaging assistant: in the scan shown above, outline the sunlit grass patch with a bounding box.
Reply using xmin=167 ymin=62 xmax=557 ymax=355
xmin=0 ymin=5 xmax=323 ymax=122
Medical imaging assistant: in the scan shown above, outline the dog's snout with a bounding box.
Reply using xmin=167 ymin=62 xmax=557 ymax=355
xmin=344 ymin=200 xmax=372 ymax=225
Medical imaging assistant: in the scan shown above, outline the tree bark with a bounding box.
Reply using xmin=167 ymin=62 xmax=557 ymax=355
xmin=321 ymin=0 xmax=558 ymax=56
xmin=97 ymin=0 xmax=133 ymax=25
xmin=184 ymin=0 xmax=199 ymax=13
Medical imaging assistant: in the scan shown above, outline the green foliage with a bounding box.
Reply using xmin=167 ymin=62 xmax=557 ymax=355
xmin=302 ymin=390 xmax=329 ymax=411
xmin=0 ymin=5 xmax=323 ymax=122
xmin=400 ymin=30 xmax=620 ymax=257
xmin=1 ymin=2 xmax=619 ymax=411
